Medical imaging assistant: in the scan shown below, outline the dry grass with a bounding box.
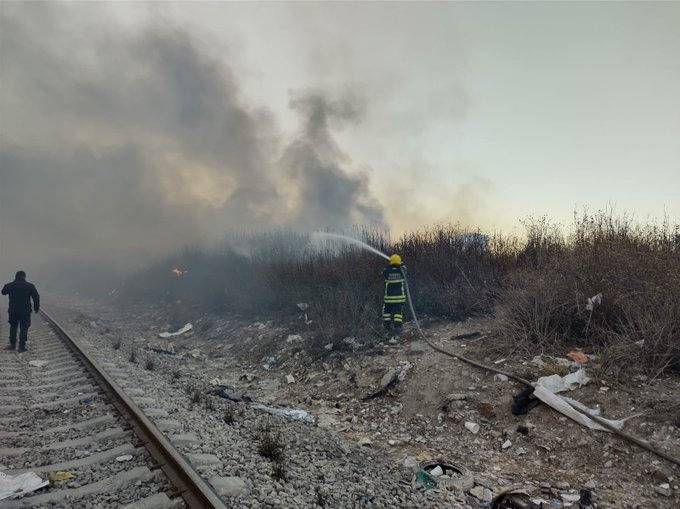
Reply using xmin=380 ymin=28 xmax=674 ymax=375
xmin=120 ymin=212 xmax=679 ymax=377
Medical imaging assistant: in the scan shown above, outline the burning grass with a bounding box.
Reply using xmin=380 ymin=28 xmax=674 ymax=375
xmin=119 ymin=211 xmax=680 ymax=377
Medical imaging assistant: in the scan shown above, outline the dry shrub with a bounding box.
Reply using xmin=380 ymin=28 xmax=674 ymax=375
xmin=600 ymin=287 xmax=680 ymax=379
xmin=256 ymin=427 xmax=285 ymax=462
xmin=119 ymin=212 xmax=679 ymax=377
xmin=496 ymin=211 xmax=680 ymax=376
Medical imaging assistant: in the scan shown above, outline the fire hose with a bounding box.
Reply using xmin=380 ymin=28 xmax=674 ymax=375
xmin=400 ymin=270 xmax=680 ymax=467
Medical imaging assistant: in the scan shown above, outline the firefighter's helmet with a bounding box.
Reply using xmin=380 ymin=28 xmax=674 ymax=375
xmin=389 ymin=254 xmax=402 ymax=266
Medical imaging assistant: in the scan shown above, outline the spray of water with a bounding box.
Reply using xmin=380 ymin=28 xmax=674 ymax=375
xmin=310 ymin=232 xmax=390 ymax=260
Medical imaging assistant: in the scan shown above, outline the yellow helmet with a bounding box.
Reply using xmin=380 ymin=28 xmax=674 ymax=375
xmin=389 ymin=254 xmax=402 ymax=266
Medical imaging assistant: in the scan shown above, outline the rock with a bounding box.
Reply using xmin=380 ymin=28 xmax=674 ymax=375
xmin=483 ymin=488 xmax=494 ymax=503
xmin=285 ymin=374 xmax=295 ymax=384
xmin=115 ymin=455 xmax=133 ymax=462
xmin=240 ymin=373 xmax=256 ymax=382
xmin=358 ymin=437 xmax=372 ymax=447
xmin=502 ymin=440 xmax=512 ymax=450
xmin=447 ymin=393 xmax=467 ymax=401
xmin=430 ymin=466 xmax=443 ymax=477
xmin=561 ymin=493 xmax=581 ymax=503
xmin=654 ymin=483 xmax=671 ymax=496
xmin=652 ymin=469 xmax=671 ymax=483
xmin=464 ymin=422 xmax=480 ymax=434
xmin=389 ymin=403 xmax=403 ymax=415
xmin=407 ymin=341 xmax=428 ymax=355
xmin=380 ymin=369 xmax=398 ymax=387
xmin=403 ymin=456 xmax=419 ymax=470
xmin=604 ymin=460 xmax=612 ymax=468
xmin=556 ymin=481 xmax=570 ymax=490
xmin=324 ymin=343 xmax=334 ymax=350
xmin=494 ymin=374 xmax=509 ymax=382
xmin=469 ymin=486 xmax=485 ymax=500
xmin=584 ymin=480 xmax=597 ymax=490
xmin=210 ymin=476 xmax=248 ymax=497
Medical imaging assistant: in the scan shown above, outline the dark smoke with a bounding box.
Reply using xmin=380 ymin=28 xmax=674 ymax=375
xmin=0 ymin=4 xmax=384 ymax=283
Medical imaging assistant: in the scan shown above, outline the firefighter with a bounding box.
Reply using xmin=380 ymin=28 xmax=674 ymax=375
xmin=382 ymin=254 xmax=406 ymax=337
xmin=2 ymin=271 xmax=40 ymax=352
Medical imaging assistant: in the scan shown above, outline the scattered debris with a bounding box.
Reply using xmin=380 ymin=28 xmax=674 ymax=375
xmin=250 ymin=404 xmax=315 ymax=424
xmin=358 ymin=437 xmax=373 ymax=447
xmin=535 ymin=369 xmax=591 ymax=393
xmin=512 ymin=386 xmax=540 ymax=415
xmin=654 ymin=483 xmax=671 ymax=496
xmin=286 ymin=334 xmax=303 ymax=343
xmin=285 ymin=374 xmax=295 ymax=384
xmin=566 ymin=350 xmax=588 ymax=364
xmin=494 ymin=373 xmax=509 ymax=382
xmin=28 ymin=360 xmax=48 ymax=368
xmin=429 ymin=465 xmax=443 ymax=477
xmin=451 ymin=331 xmax=483 ymax=340
xmin=465 ymin=422 xmax=480 ymax=434
xmin=362 ymin=368 xmax=399 ymax=400
xmin=502 ymin=439 xmax=513 ymax=450
xmin=413 ymin=470 xmax=437 ymax=490
xmin=48 ymin=471 xmax=74 ymax=482
xmin=213 ymin=386 xmax=252 ymax=403
xmin=585 ymin=292 xmax=602 ymax=311
xmin=0 ymin=472 xmax=49 ymax=501
xmin=418 ymin=459 xmax=474 ymax=491
xmin=296 ymin=303 xmax=309 ymax=311
xmin=479 ymin=403 xmax=497 ymax=419
xmin=115 ymin=455 xmax=133 ymax=462
xmin=159 ymin=323 xmax=193 ymax=338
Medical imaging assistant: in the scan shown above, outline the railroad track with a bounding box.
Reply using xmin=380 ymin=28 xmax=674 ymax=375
xmin=0 ymin=311 xmax=227 ymax=509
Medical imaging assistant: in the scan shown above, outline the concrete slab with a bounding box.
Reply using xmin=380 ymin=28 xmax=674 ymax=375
xmin=7 ymin=443 xmax=139 ymax=474
xmin=121 ymin=492 xmax=174 ymax=509
xmin=185 ymin=453 xmax=220 ymax=466
xmin=1 ymin=467 xmax=154 ymax=508
xmin=144 ymin=408 xmax=169 ymax=418
xmin=169 ymin=432 xmax=199 ymax=446
xmin=155 ymin=419 xmax=183 ymax=432
xmin=41 ymin=426 xmax=127 ymax=450
xmin=209 ymin=476 xmax=249 ymax=497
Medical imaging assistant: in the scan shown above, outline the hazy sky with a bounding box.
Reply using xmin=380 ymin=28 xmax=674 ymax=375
xmin=1 ymin=1 xmax=679 ymax=272
xmin=131 ymin=1 xmax=680 ymax=232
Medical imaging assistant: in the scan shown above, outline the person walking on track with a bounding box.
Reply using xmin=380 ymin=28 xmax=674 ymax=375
xmin=382 ymin=254 xmax=406 ymax=339
xmin=2 ymin=270 xmax=40 ymax=353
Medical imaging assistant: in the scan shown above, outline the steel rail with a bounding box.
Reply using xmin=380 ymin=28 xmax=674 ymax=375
xmin=40 ymin=309 xmax=228 ymax=509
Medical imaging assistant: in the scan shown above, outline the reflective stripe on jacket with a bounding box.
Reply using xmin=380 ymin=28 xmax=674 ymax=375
xmin=383 ymin=265 xmax=406 ymax=303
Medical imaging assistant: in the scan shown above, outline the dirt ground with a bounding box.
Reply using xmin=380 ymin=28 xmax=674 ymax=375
xmin=46 ymin=294 xmax=680 ymax=508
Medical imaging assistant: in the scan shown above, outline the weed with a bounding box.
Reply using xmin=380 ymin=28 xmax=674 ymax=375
xmin=128 ymin=349 xmax=136 ymax=363
xmin=189 ymin=389 xmax=202 ymax=407
xmin=223 ymin=406 xmax=236 ymax=425
xmin=256 ymin=427 xmax=285 ymax=462
xmin=112 ymin=339 xmax=121 ymax=350
xmin=171 ymin=370 xmax=181 ymax=380
xmin=144 ymin=358 xmax=155 ymax=371
xmin=272 ymin=462 xmax=286 ymax=482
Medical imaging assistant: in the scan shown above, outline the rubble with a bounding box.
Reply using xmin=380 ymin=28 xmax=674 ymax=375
xmin=158 ymin=323 xmax=193 ymax=338
xmin=465 ymin=422 xmax=479 ymax=435
xmin=654 ymin=483 xmax=671 ymax=496
xmin=50 ymin=298 xmax=680 ymax=508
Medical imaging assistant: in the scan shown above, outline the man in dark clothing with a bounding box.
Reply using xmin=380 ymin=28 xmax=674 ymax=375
xmin=2 ymin=271 xmax=40 ymax=352
xmin=382 ymin=254 xmax=406 ymax=337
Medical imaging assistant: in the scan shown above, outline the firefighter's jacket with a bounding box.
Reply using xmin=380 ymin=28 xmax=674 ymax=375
xmin=383 ymin=264 xmax=406 ymax=304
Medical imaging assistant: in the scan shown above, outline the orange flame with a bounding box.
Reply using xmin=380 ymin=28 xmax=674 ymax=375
xmin=171 ymin=266 xmax=188 ymax=277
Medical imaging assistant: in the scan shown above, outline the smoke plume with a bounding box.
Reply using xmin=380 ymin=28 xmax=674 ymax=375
xmin=0 ymin=3 xmax=384 ymax=279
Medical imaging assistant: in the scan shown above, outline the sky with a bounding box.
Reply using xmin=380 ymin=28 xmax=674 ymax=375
xmin=1 ymin=1 xmax=679 ymax=274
